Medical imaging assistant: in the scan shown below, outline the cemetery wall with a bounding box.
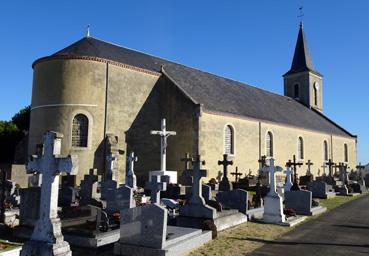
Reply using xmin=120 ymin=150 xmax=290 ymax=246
xmin=199 ymin=111 xmax=356 ymax=179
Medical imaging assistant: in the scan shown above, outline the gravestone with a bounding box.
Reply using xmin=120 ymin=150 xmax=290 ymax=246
xmin=80 ymin=168 xmax=101 ymax=206
xmin=19 ymin=187 xmax=41 ymax=226
xmin=216 ymin=189 xmax=248 ymax=214
xmin=286 ymin=155 xmax=303 ymax=191
xmin=202 ymin=184 xmax=212 ymax=201
xmin=218 ymin=154 xmax=233 ymax=191
xmin=285 ymin=190 xmax=327 ymax=216
xmin=307 ymin=180 xmax=336 ymax=199
xmin=284 ymin=167 xmax=293 ymax=192
xmin=101 ymin=180 xmax=135 ymax=214
xmin=114 ymin=204 xmax=212 ymax=256
xmin=126 ymin=152 xmax=138 ymax=189
xmin=146 ymin=174 xmax=167 ymax=204
xmin=262 ymin=159 xmax=286 ymax=223
xmin=149 ymin=118 xmax=177 ymax=183
xmin=20 ymin=131 xmax=78 ymax=256
xmin=178 ymin=152 xmax=193 ymax=186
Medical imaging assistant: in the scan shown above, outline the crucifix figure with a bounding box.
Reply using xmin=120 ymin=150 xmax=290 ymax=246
xmin=150 ymin=118 xmax=176 ymax=172
xmin=286 ymin=155 xmax=303 ymax=191
xmin=181 ymin=152 xmax=193 ymax=171
xmin=305 ymin=160 xmax=314 ymax=176
xmin=284 ymin=166 xmax=293 ymax=192
xmin=126 ymin=152 xmax=138 ymax=189
xmin=230 ymin=166 xmax=242 ymax=183
xmin=326 ymin=159 xmax=335 ymax=177
xmin=106 ymin=153 xmax=117 ymax=182
xmin=147 ymin=175 xmax=167 ymax=205
xmin=21 ymin=131 xmax=77 ymax=255
xmin=218 ymin=154 xmax=233 ymax=191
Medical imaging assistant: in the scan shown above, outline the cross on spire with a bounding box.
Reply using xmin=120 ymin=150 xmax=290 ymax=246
xmin=286 ymin=155 xmax=303 ymax=190
xmin=298 ymin=6 xmax=304 ymax=26
xmin=230 ymin=167 xmax=242 ymax=183
xmin=218 ymin=154 xmax=233 ymax=179
xmin=86 ymin=24 xmax=91 ymax=37
xmin=181 ymin=152 xmax=193 ymax=171
xmin=150 ymin=118 xmax=176 ymax=171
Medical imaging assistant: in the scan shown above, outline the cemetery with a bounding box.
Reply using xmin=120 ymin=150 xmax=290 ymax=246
xmin=0 ymin=121 xmax=368 ymax=256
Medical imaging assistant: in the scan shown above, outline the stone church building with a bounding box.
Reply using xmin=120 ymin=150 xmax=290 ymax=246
xmin=28 ymin=24 xmax=357 ymax=184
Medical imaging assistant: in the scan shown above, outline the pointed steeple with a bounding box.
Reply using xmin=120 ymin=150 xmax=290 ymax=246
xmin=284 ymin=23 xmax=321 ymax=76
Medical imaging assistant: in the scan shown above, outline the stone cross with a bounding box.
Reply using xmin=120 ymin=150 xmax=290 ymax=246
xmin=218 ymin=154 xmax=233 ymax=180
xmin=338 ymin=162 xmax=348 ymax=184
xmin=284 ymin=166 xmax=293 ymax=192
xmin=25 ymin=131 xmax=78 ymax=244
xmin=181 ymin=152 xmax=193 ymax=171
xmin=326 ymin=159 xmax=335 ymax=177
xmin=305 ymin=160 xmax=314 ymax=175
xmin=106 ymin=153 xmax=117 ymax=181
xmin=258 ymin=155 xmax=267 ymax=170
xmin=321 ymin=164 xmax=327 ymax=176
xmin=187 ymin=155 xmax=207 ymax=205
xmin=286 ymin=155 xmax=303 ymax=191
xmin=147 ymin=175 xmax=167 ymax=204
xmin=230 ymin=167 xmax=242 ymax=182
xmin=150 ymin=118 xmax=176 ymax=171
xmin=262 ymin=158 xmax=283 ymax=196
xmin=126 ymin=152 xmax=138 ymax=189
xmin=356 ymin=163 xmax=366 ymax=179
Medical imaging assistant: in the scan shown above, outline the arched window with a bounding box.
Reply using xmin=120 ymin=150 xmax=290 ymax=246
xmin=294 ymin=84 xmax=299 ymax=99
xmin=344 ymin=144 xmax=348 ymax=162
xmin=72 ymin=114 xmax=88 ymax=147
xmin=266 ymin=131 xmax=273 ymax=157
xmin=298 ymin=137 xmax=304 ymax=160
xmin=323 ymin=140 xmax=328 ymax=161
xmin=224 ymin=125 xmax=234 ymax=155
xmin=314 ymin=87 xmax=318 ymax=106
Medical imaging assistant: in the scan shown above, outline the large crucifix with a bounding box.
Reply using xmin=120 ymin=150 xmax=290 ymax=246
xmin=286 ymin=155 xmax=303 ymax=191
xmin=326 ymin=159 xmax=335 ymax=177
xmin=150 ymin=118 xmax=176 ymax=172
xmin=218 ymin=154 xmax=233 ymax=191
xmin=22 ymin=131 xmax=77 ymax=252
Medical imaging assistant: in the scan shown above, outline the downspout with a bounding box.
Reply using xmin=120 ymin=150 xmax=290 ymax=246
xmin=103 ymin=62 xmax=109 ymax=179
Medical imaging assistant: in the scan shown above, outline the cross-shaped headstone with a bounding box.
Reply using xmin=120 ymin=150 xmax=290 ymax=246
xmin=258 ymin=155 xmax=267 ymax=170
xmin=26 ymin=131 xmax=78 ymax=243
xmin=181 ymin=152 xmax=193 ymax=171
xmin=262 ymin=158 xmax=283 ymax=196
xmin=147 ymin=175 xmax=167 ymax=204
xmin=356 ymin=163 xmax=366 ymax=179
xmin=326 ymin=159 xmax=335 ymax=177
xmin=305 ymin=160 xmax=314 ymax=175
xmin=284 ymin=166 xmax=293 ymax=192
xmin=338 ymin=162 xmax=348 ymax=184
xmin=230 ymin=167 xmax=242 ymax=183
xmin=150 ymin=118 xmax=176 ymax=172
xmin=218 ymin=154 xmax=233 ymax=180
xmin=106 ymin=153 xmax=117 ymax=182
xmin=126 ymin=152 xmax=138 ymax=189
xmin=187 ymin=155 xmax=207 ymax=205
xmin=321 ymin=164 xmax=327 ymax=176
xmin=286 ymin=155 xmax=303 ymax=191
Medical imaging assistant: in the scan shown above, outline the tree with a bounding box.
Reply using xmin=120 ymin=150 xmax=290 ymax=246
xmin=11 ymin=106 xmax=31 ymax=132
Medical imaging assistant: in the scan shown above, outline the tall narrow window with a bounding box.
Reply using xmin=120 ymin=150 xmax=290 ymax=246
xmin=323 ymin=140 xmax=328 ymax=161
xmin=72 ymin=114 xmax=88 ymax=147
xmin=224 ymin=125 xmax=234 ymax=155
xmin=266 ymin=131 xmax=273 ymax=157
xmin=294 ymin=84 xmax=299 ymax=99
xmin=344 ymin=144 xmax=348 ymax=162
xmin=298 ymin=137 xmax=304 ymax=160
xmin=314 ymin=87 xmax=318 ymax=106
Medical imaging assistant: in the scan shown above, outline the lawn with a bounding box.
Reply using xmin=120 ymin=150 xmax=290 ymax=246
xmin=0 ymin=239 xmax=20 ymax=252
xmin=189 ymin=193 xmax=367 ymax=256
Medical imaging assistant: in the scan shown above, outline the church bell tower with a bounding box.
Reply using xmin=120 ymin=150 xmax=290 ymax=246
xmin=283 ymin=23 xmax=323 ymax=112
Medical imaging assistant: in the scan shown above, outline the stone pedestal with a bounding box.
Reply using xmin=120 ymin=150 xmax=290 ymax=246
xmin=148 ymin=170 xmax=177 ymax=184
xmin=263 ymin=194 xmax=285 ymax=223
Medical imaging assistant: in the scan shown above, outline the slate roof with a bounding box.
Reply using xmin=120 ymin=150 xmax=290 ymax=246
xmin=38 ymin=36 xmax=354 ymax=138
xmin=284 ymin=23 xmax=322 ymax=77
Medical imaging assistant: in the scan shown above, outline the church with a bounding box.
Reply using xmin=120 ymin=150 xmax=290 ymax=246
xmin=28 ymin=23 xmax=357 ymax=184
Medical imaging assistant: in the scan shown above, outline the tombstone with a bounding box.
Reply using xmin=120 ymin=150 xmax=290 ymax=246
xmin=284 ymin=167 xmax=293 ymax=192
xmin=19 ymin=187 xmax=41 ymax=226
xmin=80 ymin=168 xmax=101 ymax=206
xmin=105 ymin=134 xmax=123 ymax=182
xmin=126 ymin=152 xmax=138 ymax=189
xmin=202 ymin=184 xmax=212 ymax=201
xmin=148 ymin=118 xmax=177 ymax=183
xmin=146 ymin=175 xmax=167 ymax=204
xmin=101 ymin=180 xmax=136 ymax=214
xmin=307 ymin=180 xmax=336 ymax=199
xmin=262 ymin=159 xmax=286 ymax=223
xmin=286 ymin=155 xmax=303 ymax=191
xmin=114 ymin=203 xmax=212 ymax=256
xmin=285 ymin=190 xmax=327 ymax=216
xmin=178 ymin=152 xmax=193 ymax=186
xmin=20 ymin=131 xmax=78 ymax=256
xmin=216 ymin=189 xmax=248 ymax=214
xmin=218 ymin=154 xmax=233 ymax=191
xmin=179 ymin=155 xmax=216 ymax=219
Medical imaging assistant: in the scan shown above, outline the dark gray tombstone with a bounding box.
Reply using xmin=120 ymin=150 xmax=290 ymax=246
xmin=216 ymin=189 xmax=248 ymax=214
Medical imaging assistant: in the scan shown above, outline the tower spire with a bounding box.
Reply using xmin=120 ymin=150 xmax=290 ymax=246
xmin=86 ymin=24 xmax=91 ymax=38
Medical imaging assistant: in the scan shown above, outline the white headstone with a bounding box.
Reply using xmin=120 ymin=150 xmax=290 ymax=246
xmin=284 ymin=167 xmax=293 ymax=192
xmin=126 ymin=152 xmax=138 ymax=189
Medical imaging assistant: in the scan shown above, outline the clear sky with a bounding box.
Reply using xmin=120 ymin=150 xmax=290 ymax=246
xmin=0 ymin=1 xmax=368 ymax=164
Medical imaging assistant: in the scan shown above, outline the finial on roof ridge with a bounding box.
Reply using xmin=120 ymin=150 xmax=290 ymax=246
xmin=86 ymin=24 xmax=91 ymax=38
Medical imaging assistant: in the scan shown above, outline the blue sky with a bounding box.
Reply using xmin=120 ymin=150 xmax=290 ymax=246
xmin=1 ymin=1 xmax=368 ymax=164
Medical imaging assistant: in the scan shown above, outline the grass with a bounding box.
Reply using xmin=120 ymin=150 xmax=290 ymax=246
xmin=0 ymin=239 xmax=21 ymax=252
xmin=188 ymin=193 xmax=367 ymax=256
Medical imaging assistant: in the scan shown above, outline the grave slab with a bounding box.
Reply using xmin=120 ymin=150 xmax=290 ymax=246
xmin=285 ymin=190 xmax=327 ymax=216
